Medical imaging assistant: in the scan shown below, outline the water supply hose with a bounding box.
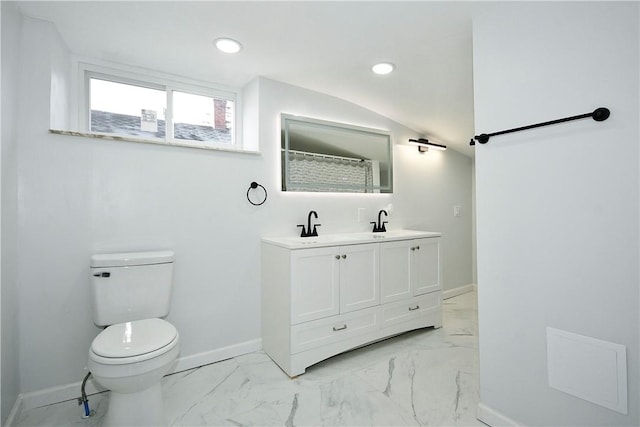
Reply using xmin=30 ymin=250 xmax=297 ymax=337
xmin=77 ymin=372 xmax=95 ymax=419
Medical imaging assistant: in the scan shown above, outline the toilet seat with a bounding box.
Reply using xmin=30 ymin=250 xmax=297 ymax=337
xmin=90 ymin=318 xmax=178 ymax=365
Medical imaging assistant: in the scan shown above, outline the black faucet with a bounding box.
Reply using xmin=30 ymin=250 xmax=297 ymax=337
xmin=297 ymin=210 xmax=321 ymax=237
xmin=371 ymin=209 xmax=388 ymax=233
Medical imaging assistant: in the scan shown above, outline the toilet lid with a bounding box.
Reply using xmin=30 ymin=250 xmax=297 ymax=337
xmin=91 ymin=318 xmax=177 ymax=358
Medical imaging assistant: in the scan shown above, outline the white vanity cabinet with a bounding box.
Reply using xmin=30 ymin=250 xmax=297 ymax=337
xmin=290 ymin=243 xmax=379 ymax=324
xmin=412 ymin=238 xmax=441 ymax=295
xmin=261 ymin=230 xmax=441 ymax=377
xmin=379 ymin=237 xmax=441 ymax=303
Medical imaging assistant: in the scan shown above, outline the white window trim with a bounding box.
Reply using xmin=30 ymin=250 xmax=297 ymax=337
xmin=72 ymin=57 xmax=247 ymax=152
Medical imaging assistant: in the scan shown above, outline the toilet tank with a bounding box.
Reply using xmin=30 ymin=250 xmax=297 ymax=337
xmin=90 ymin=251 xmax=175 ymax=327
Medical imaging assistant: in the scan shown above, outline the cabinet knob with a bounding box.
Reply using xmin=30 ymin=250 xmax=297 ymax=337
xmin=332 ymin=324 xmax=347 ymax=331
xmin=416 ymin=246 xmax=420 ymax=250
xmin=341 ymin=254 xmax=347 ymax=259
xmin=411 ymin=247 xmax=416 ymax=251
xmin=409 ymin=305 xmax=420 ymax=311
xmin=93 ymin=272 xmax=110 ymax=278
xmin=335 ymin=255 xmax=341 ymax=259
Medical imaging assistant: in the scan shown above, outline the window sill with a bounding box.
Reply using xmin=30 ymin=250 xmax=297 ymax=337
xmin=49 ymin=129 xmax=260 ymax=155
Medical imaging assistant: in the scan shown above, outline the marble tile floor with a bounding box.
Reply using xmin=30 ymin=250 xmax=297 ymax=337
xmin=13 ymin=291 xmax=484 ymax=427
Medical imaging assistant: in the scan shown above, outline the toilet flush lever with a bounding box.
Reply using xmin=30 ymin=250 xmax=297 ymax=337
xmin=93 ymin=272 xmax=111 ymax=278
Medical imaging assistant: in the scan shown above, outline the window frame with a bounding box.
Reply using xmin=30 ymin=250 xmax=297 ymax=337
xmin=76 ymin=61 xmax=243 ymax=152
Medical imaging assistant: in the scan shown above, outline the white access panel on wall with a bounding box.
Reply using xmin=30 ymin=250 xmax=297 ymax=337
xmin=546 ymin=327 xmax=627 ymax=414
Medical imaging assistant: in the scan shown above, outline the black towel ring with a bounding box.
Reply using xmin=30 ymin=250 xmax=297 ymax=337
xmin=247 ymin=181 xmax=267 ymax=206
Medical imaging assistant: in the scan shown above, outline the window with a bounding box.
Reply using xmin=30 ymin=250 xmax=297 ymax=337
xmin=82 ymin=66 xmax=239 ymax=150
xmin=172 ymin=90 xmax=234 ymax=145
xmin=90 ymin=78 xmax=167 ymax=139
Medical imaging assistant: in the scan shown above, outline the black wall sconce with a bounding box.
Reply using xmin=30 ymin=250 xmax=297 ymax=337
xmin=409 ymin=138 xmax=447 ymax=153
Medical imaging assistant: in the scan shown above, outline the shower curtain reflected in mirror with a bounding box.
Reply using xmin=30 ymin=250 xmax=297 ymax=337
xmin=285 ymin=150 xmax=378 ymax=193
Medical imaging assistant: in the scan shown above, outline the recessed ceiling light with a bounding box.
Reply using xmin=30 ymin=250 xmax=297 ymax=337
xmin=371 ymin=62 xmax=395 ymax=75
xmin=215 ymin=38 xmax=242 ymax=54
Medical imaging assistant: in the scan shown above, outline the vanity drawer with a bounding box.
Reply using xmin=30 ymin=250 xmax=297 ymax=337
xmin=380 ymin=292 xmax=441 ymax=328
xmin=291 ymin=307 xmax=379 ymax=354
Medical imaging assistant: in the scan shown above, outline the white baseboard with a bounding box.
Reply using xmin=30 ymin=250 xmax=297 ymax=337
xmin=15 ymin=338 xmax=262 ymax=414
xmin=5 ymin=395 xmax=23 ymax=427
xmin=477 ymin=402 xmax=523 ymax=426
xmin=171 ymin=338 xmax=261 ymax=373
xmin=10 ymin=379 xmax=106 ymax=417
xmin=443 ymin=283 xmax=476 ymax=300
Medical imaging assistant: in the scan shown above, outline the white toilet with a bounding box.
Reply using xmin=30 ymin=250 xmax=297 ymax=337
xmin=88 ymin=251 xmax=180 ymax=427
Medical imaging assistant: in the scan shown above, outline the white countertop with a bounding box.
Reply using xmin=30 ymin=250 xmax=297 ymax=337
xmin=261 ymin=229 xmax=441 ymax=249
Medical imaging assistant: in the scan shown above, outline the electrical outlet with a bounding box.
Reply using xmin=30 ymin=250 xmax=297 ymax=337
xmin=453 ymin=205 xmax=462 ymax=217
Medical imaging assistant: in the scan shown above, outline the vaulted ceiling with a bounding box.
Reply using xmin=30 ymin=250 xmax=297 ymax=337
xmin=17 ymin=1 xmax=491 ymax=157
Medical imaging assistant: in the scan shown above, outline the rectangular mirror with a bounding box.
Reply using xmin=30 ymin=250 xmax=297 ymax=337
xmin=281 ymin=114 xmax=393 ymax=193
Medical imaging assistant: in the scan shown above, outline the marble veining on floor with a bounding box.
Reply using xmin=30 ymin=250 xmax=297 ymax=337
xmin=13 ymin=291 xmax=483 ymax=427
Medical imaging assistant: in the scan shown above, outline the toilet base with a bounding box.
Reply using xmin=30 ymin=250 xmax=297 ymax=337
xmin=102 ymin=382 xmax=166 ymax=427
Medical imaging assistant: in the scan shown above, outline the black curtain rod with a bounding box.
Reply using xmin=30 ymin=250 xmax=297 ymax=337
xmin=470 ymin=107 xmax=610 ymax=146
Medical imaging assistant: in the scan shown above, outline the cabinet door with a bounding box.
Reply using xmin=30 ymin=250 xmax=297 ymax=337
xmin=379 ymin=240 xmax=412 ymax=303
xmin=412 ymin=238 xmax=441 ymax=295
xmin=290 ymin=247 xmax=340 ymax=325
xmin=339 ymin=243 xmax=379 ymax=313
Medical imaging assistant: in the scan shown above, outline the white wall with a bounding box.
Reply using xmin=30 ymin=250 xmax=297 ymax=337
xmin=474 ymin=2 xmax=638 ymax=425
xmin=48 ymin=18 xmax=70 ymax=132
xmin=12 ymin=14 xmax=474 ymax=397
xmin=1 ymin=1 xmax=22 ymax=424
